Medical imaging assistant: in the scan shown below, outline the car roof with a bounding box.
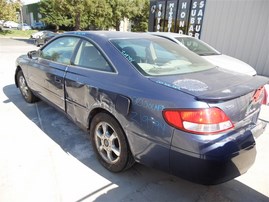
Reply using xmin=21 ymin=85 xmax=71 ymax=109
xmin=64 ymin=31 xmax=157 ymax=40
xmin=149 ymin=32 xmax=191 ymax=38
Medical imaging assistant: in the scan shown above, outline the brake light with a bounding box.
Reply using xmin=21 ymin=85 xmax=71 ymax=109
xmin=163 ymin=108 xmax=234 ymax=134
xmin=262 ymin=86 xmax=268 ymax=105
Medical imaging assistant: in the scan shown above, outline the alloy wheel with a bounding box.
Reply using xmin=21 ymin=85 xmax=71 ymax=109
xmin=94 ymin=122 xmax=121 ymax=164
xmin=18 ymin=75 xmax=30 ymax=100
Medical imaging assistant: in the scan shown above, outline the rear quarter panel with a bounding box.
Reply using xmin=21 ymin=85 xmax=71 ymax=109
xmin=64 ymin=56 xmax=210 ymax=172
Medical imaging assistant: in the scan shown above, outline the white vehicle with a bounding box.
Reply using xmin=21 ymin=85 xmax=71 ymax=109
xmin=30 ymin=30 xmax=53 ymax=39
xmin=17 ymin=23 xmax=31 ymax=30
xmin=3 ymin=21 xmax=18 ymax=28
xmin=149 ymin=32 xmax=257 ymax=76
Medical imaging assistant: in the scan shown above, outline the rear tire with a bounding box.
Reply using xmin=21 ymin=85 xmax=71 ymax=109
xmin=90 ymin=112 xmax=134 ymax=172
xmin=35 ymin=40 xmax=40 ymax=47
xmin=16 ymin=70 xmax=38 ymax=103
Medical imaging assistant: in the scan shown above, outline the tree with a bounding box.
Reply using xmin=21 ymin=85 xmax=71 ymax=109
xmin=0 ymin=0 xmax=21 ymax=21
xmin=107 ymin=0 xmax=133 ymax=31
xmin=88 ymin=0 xmax=112 ymax=30
xmin=39 ymin=0 xmax=97 ymax=31
xmin=39 ymin=0 xmax=149 ymax=31
xmin=39 ymin=0 xmax=71 ymax=30
xmin=106 ymin=0 xmax=149 ymax=31
xmin=130 ymin=0 xmax=149 ymax=32
xmin=62 ymin=0 xmax=94 ymax=30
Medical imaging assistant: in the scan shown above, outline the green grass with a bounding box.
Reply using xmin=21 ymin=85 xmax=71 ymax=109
xmin=0 ymin=29 xmax=38 ymax=38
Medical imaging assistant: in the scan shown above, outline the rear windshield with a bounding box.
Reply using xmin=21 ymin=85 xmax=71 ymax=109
xmin=175 ymin=37 xmax=220 ymax=56
xmin=110 ymin=37 xmax=215 ymax=76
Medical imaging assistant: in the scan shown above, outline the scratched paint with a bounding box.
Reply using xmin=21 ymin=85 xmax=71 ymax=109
xmin=173 ymin=79 xmax=208 ymax=92
xmin=222 ymin=89 xmax=232 ymax=94
xmin=155 ymin=79 xmax=209 ymax=92
xmin=133 ymin=98 xmax=165 ymax=111
xmin=130 ymin=111 xmax=166 ymax=134
xmin=121 ymin=50 xmax=135 ymax=62
xmin=155 ymin=80 xmax=181 ymax=90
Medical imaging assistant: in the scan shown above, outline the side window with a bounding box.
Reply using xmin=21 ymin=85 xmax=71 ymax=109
xmin=40 ymin=37 xmax=80 ymax=65
xmin=74 ymin=40 xmax=112 ymax=72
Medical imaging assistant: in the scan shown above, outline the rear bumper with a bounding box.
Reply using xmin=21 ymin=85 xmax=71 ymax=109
xmin=170 ymin=120 xmax=266 ymax=185
xmin=170 ymin=144 xmax=256 ymax=185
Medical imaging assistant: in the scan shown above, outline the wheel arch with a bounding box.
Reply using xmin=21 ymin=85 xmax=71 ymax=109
xmin=88 ymin=107 xmax=123 ymax=133
xmin=14 ymin=66 xmax=22 ymax=87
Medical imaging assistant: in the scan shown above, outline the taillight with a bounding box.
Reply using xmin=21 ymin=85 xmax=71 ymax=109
xmin=163 ymin=108 xmax=234 ymax=134
xmin=262 ymin=86 xmax=268 ymax=105
xmin=252 ymin=86 xmax=265 ymax=104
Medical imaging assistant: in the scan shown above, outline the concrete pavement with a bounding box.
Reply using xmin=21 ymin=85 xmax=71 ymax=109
xmin=0 ymin=38 xmax=268 ymax=202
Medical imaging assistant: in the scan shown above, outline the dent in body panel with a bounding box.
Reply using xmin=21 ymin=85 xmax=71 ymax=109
xmin=65 ymin=80 xmax=106 ymax=128
xmin=123 ymin=97 xmax=174 ymax=172
xmin=65 ymin=78 xmax=132 ymax=131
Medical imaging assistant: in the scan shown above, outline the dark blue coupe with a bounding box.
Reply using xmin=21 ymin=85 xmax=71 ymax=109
xmin=15 ymin=31 xmax=268 ymax=184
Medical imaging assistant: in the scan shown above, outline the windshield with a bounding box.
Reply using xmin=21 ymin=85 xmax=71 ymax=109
xmin=175 ymin=37 xmax=220 ymax=56
xmin=111 ymin=37 xmax=215 ymax=76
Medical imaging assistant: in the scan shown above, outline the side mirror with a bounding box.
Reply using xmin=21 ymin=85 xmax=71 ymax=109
xmin=27 ymin=50 xmax=38 ymax=60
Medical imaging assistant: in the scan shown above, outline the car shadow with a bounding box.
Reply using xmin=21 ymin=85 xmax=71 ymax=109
xmin=3 ymin=83 xmax=269 ymax=202
xmin=12 ymin=38 xmax=35 ymax=45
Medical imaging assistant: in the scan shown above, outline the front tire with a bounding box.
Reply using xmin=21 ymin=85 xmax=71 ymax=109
xmin=16 ymin=70 xmax=38 ymax=103
xmin=90 ymin=113 xmax=134 ymax=172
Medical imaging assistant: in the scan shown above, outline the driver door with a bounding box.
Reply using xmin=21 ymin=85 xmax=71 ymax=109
xmin=28 ymin=36 xmax=80 ymax=111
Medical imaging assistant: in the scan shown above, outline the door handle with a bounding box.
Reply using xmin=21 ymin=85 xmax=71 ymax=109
xmin=54 ymin=77 xmax=62 ymax=83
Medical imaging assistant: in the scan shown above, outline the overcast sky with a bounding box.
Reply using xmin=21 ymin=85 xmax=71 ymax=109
xmin=22 ymin=0 xmax=40 ymax=5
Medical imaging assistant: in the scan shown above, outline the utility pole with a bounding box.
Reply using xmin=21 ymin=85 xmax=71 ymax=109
xmin=20 ymin=7 xmax=24 ymax=30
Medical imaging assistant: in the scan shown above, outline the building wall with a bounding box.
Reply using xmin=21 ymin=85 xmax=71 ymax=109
xmin=201 ymin=0 xmax=269 ymax=77
xmin=22 ymin=3 xmax=40 ymax=26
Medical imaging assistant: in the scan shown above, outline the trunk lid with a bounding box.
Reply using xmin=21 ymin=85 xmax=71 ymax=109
xmin=150 ymin=68 xmax=268 ymax=124
xmin=150 ymin=68 xmax=268 ymax=102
